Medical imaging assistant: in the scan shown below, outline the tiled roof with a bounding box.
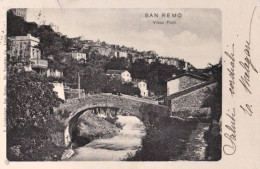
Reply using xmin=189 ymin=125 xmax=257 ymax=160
xmin=106 ymin=70 xmax=128 ymax=75
xmin=166 ymin=80 xmax=217 ymax=101
xmin=165 ymin=73 xmax=207 ymax=82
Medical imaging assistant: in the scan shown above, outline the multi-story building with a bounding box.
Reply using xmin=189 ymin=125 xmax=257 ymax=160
xmin=158 ymin=57 xmax=179 ymax=67
xmin=106 ymin=70 xmax=132 ymax=82
xmin=89 ymin=45 xmax=112 ymax=57
xmin=166 ymin=73 xmax=207 ymax=96
xmin=47 ymin=69 xmax=63 ymax=78
xmin=10 ymin=34 xmax=65 ymax=100
xmin=10 ymin=8 xmax=27 ymax=20
xmin=72 ymin=52 xmax=86 ymax=61
xmin=133 ymin=80 xmax=149 ymax=97
xmin=10 ymin=34 xmax=48 ymax=74
xmin=114 ymin=50 xmax=128 ymax=58
xmin=145 ymin=57 xmax=156 ymax=64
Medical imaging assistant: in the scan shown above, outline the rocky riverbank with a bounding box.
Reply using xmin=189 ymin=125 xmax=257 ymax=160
xmin=62 ymin=111 xmax=122 ymax=160
xmin=71 ymin=111 xmax=121 ymax=147
xmin=171 ymin=121 xmax=221 ymax=161
xmin=174 ymin=122 xmax=210 ymax=160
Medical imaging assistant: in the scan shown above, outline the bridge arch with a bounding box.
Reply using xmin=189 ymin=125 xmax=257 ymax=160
xmin=64 ymin=105 xmax=142 ymax=146
xmin=57 ymin=94 xmax=169 ymax=146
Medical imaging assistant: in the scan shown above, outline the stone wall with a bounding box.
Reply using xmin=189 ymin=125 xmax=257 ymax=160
xmin=56 ymin=93 xmax=170 ymax=146
xmin=171 ymin=82 xmax=217 ymax=113
xmin=179 ymin=76 xmax=204 ymax=91
xmin=56 ymin=93 xmax=169 ymax=126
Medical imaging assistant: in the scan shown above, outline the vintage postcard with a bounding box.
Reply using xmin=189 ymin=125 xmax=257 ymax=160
xmin=0 ymin=0 xmax=259 ymax=169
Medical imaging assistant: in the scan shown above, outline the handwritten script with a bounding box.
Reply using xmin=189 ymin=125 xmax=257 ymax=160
xmin=223 ymin=108 xmax=236 ymax=155
xmin=223 ymin=6 xmax=258 ymax=156
xmin=239 ymin=41 xmax=258 ymax=94
xmin=226 ymin=44 xmax=235 ymax=97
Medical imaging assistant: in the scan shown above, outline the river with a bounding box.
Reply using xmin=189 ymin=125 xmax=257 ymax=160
xmin=68 ymin=115 xmax=146 ymax=161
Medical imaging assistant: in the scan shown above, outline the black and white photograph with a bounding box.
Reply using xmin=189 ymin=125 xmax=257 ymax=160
xmin=6 ymin=8 xmax=222 ymax=161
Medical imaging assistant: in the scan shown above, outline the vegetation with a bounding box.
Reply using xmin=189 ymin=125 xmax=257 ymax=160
xmin=6 ymin=10 xmax=222 ymax=161
xmin=125 ymin=104 xmax=196 ymax=161
xmin=203 ymin=61 xmax=222 ymax=161
xmin=7 ymin=10 xmax=187 ymax=97
xmin=6 ymin=60 xmax=65 ymax=161
xmin=104 ymin=57 xmax=130 ymax=71
xmin=6 ymin=12 xmax=67 ymax=160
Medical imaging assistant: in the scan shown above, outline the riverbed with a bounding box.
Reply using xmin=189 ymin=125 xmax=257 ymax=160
xmin=67 ymin=115 xmax=146 ymax=161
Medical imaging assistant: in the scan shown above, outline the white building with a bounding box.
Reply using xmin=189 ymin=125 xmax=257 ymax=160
xmin=10 ymin=34 xmax=48 ymax=73
xmin=106 ymin=70 xmax=132 ymax=82
xmin=52 ymin=82 xmax=65 ymax=100
xmin=114 ymin=50 xmax=128 ymax=58
xmin=134 ymin=81 xmax=148 ymax=97
xmin=47 ymin=69 xmax=63 ymax=77
xmin=11 ymin=34 xmax=41 ymax=59
xmin=72 ymin=52 xmax=86 ymax=61
xmin=47 ymin=69 xmax=65 ymax=100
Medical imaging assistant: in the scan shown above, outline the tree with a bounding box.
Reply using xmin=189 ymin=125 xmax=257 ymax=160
xmin=86 ymin=52 xmax=109 ymax=68
xmin=7 ymin=11 xmax=72 ymax=61
xmin=7 ymin=10 xmax=27 ymax=37
xmin=6 ymin=35 xmax=64 ymax=160
xmin=34 ymin=25 xmax=63 ymax=58
xmin=104 ymin=57 xmax=130 ymax=71
xmin=80 ymin=66 xmax=108 ymax=94
xmin=103 ymin=77 xmax=123 ymax=93
xmin=131 ymin=59 xmax=149 ymax=80
xmin=121 ymin=83 xmax=140 ymax=96
xmin=7 ymin=62 xmax=64 ymax=160
xmin=61 ymin=36 xmax=73 ymax=52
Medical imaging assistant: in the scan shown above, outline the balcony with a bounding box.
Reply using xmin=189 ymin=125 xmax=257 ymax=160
xmin=31 ymin=59 xmax=48 ymax=69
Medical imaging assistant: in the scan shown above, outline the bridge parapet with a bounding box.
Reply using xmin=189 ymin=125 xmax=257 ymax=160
xmin=54 ymin=93 xmax=170 ymax=146
xmin=55 ymin=93 xmax=168 ymax=125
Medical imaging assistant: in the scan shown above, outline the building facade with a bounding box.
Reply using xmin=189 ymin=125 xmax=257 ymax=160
xmin=166 ymin=82 xmax=217 ymax=116
xmin=47 ymin=69 xmax=65 ymax=100
xmin=114 ymin=50 xmax=128 ymax=58
xmin=106 ymin=70 xmax=132 ymax=82
xmin=10 ymin=8 xmax=27 ymax=20
xmin=47 ymin=69 xmax=63 ymax=77
xmin=72 ymin=52 xmax=86 ymax=61
xmin=133 ymin=81 xmax=149 ymax=97
xmin=10 ymin=34 xmax=48 ymax=73
xmin=89 ymin=45 xmax=112 ymax=57
xmin=166 ymin=73 xmax=206 ymax=96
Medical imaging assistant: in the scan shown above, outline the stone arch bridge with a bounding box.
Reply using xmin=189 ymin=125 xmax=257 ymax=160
xmin=54 ymin=93 xmax=169 ymax=146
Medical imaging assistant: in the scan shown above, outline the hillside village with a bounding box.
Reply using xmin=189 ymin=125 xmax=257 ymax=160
xmin=7 ymin=9 xmax=208 ymax=102
xmin=6 ymin=9 xmax=222 ymax=161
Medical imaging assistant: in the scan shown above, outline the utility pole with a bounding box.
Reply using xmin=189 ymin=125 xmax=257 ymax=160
xmin=78 ymin=72 xmax=80 ymax=98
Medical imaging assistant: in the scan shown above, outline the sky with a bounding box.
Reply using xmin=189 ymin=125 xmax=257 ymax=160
xmin=27 ymin=8 xmax=221 ymax=68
